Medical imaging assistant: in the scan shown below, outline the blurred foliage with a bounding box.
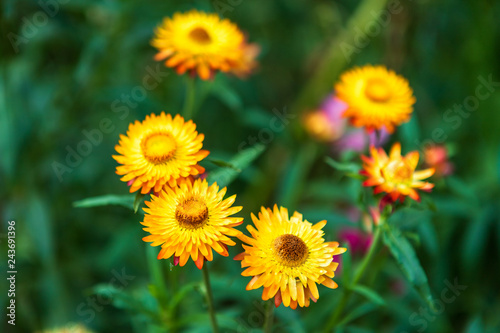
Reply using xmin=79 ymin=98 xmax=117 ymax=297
xmin=1 ymin=0 xmax=500 ymax=332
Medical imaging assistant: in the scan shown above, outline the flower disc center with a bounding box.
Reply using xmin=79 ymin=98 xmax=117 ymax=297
xmin=142 ymin=133 xmax=177 ymax=164
xmin=176 ymin=198 xmax=209 ymax=229
xmin=273 ymin=234 xmax=308 ymax=267
xmin=365 ymin=79 xmax=391 ymax=102
xmin=189 ymin=27 xmax=212 ymax=45
xmin=384 ymin=160 xmax=413 ymax=183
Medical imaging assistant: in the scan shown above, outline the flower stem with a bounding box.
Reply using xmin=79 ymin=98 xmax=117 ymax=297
xmin=202 ymin=264 xmax=219 ymax=333
xmin=182 ymin=77 xmax=196 ymax=120
xmin=322 ymin=224 xmax=383 ymax=332
xmin=263 ymin=301 xmax=274 ymax=333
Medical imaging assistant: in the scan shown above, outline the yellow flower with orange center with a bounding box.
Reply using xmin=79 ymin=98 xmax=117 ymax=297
xmin=235 ymin=205 xmax=346 ymax=309
xmin=113 ymin=112 xmax=208 ymax=194
xmin=361 ymin=143 xmax=435 ymax=202
xmin=152 ymin=10 xmax=255 ymax=80
xmin=335 ymin=65 xmax=416 ymax=133
xmin=142 ymin=179 xmax=243 ymax=269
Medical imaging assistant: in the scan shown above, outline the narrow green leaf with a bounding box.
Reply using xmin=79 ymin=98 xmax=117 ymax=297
xmin=349 ymin=284 xmax=386 ymax=306
xmin=89 ymin=284 xmax=158 ymax=320
xmin=134 ymin=192 xmax=146 ymax=213
xmin=207 ymin=144 xmax=266 ymax=188
xmin=167 ymin=282 xmax=199 ymax=312
xmin=73 ymin=194 xmax=135 ymax=210
xmin=278 ymin=141 xmax=317 ymax=209
xmin=418 ymin=218 xmax=439 ymax=257
xmin=345 ymin=172 xmax=365 ymax=180
xmin=207 ymin=158 xmax=242 ymax=172
xmin=210 ymin=78 xmax=243 ymax=112
xmin=403 ymin=231 xmax=421 ymax=247
xmin=336 ymin=302 xmax=378 ymax=328
xmin=382 ymin=223 xmax=435 ymax=311
xmin=325 ymin=156 xmax=360 ymax=173
xmin=461 ymin=207 xmax=493 ymax=270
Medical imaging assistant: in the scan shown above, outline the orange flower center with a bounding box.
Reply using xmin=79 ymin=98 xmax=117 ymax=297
xmin=273 ymin=234 xmax=308 ymax=267
xmin=189 ymin=27 xmax=211 ymax=45
xmin=383 ymin=160 xmax=413 ymax=184
xmin=175 ymin=198 xmax=209 ymax=229
xmin=141 ymin=133 xmax=177 ymax=164
xmin=365 ymin=79 xmax=391 ymax=102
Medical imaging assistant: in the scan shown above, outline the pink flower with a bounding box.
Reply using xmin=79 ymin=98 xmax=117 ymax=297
xmin=304 ymin=94 xmax=390 ymax=152
xmin=335 ymin=127 xmax=390 ymax=153
xmin=338 ymin=227 xmax=373 ymax=257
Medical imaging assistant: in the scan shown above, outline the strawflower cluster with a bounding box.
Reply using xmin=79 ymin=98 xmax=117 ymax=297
xmin=108 ymin=8 xmax=439 ymax=332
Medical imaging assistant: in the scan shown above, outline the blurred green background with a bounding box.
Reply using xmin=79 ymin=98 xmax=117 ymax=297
xmin=1 ymin=0 xmax=500 ymax=332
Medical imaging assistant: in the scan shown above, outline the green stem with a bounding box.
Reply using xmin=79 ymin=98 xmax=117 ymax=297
xmin=263 ymin=301 xmax=274 ymax=333
xmin=182 ymin=77 xmax=196 ymax=120
xmin=277 ymin=140 xmax=318 ymax=210
xmin=322 ymin=224 xmax=383 ymax=332
xmin=202 ymin=264 xmax=219 ymax=333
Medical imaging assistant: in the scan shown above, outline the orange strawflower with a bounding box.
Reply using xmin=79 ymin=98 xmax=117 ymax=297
xmin=361 ymin=143 xmax=435 ymax=202
xmin=142 ymin=179 xmax=243 ymax=269
xmin=335 ymin=65 xmax=416 ymax=133
xmin=152 ymin=10 xmax=258 ymax=80
xmin=235 ymin=205 xmax=345 ymax=309
xmin=113 ymin=112 xmax=208 ymax=194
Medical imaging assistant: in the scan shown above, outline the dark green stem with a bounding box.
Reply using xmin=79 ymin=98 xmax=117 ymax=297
xmin=202 ymin=264 xmax=219 ymax=333
xmin=322 ymin=224 xmax=383 ymax=332
xmin=182 ymin=77 xmax=196 ymax=120
xmin=263 ymin=301 xmax=274 ymax=333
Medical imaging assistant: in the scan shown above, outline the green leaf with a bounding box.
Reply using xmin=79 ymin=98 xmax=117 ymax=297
xmin=134 ymin=192 xmax=146 ymax=213
xmin=382 ymin=223 xmax=435 ymax=311
xmin=350 ymin=285 xmax=386 ymax=306
xmin=446 ymin=176 xmax=478 ymax=205
xmin=207 ymin=158 xmax=242 ymax=172
xmin=461 ymin=207 xmax=493 ymax=270
xmin=418 ymin=218 xmax=439 ymax=257
xmin=207 ymin=144 xmax=266 ymax=188
xmin=167 ymin=282 xmax=199 ymax=312
xmin=464 ymin=315 xmax=484 ymax=333
xmin=73 ymin=194 xmax=135 ymax=210
xmin=89 ymin=284 xmax=161 ymax=324
xmin=345 ymin=172 xmax=365 ymax=180
xmin=278 ymin=142 xmax=318 ymax=208
xmin=336 ymin=302 xmax=378 ymax=328
xmin=403 ymin=231 xmax=421 ymax=247
xmin=325 ymin=156 xmax=360 ymax=173
xmin=210 ymin=77 xmax=243 ymax=112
